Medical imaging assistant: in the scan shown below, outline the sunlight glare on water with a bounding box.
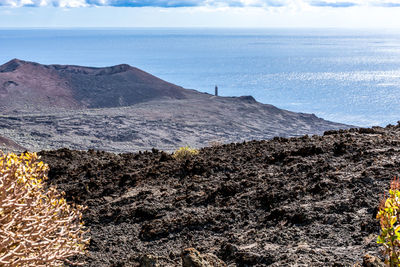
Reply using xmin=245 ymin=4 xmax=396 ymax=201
xmin=1 ymin=28 xmax=400 ymax=126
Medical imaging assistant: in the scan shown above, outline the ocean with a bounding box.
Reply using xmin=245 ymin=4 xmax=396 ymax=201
xmin=1 ymin=28 xmax=400 ymax=127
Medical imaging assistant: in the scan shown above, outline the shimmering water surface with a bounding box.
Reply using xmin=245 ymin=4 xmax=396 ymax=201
xmin=1 ymin=28 xmax=400 ymax=126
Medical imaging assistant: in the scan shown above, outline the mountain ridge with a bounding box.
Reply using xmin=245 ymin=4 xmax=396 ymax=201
xmin=0 ymin=59 xmax=353 ymax=153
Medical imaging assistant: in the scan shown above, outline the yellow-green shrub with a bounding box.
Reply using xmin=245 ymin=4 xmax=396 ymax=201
xmin=377 ymin=177 xmax=400 ymax=266
xmin=172 ymin=146 xmax=199 ymax=161
xmin=0 ymin=152 xmax=89 ymax=266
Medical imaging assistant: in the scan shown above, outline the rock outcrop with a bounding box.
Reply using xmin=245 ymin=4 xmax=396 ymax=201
xmin=181 ymin=248 xmax=226 ymax=267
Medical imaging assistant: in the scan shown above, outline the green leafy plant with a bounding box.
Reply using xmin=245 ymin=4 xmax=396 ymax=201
xmin=172 ymin=146 xmax=199 ymax=161
xmin=0 ymin=152 xmax=89 ymax=266
xmin=377 ymin=177 xmax=400 ymax=266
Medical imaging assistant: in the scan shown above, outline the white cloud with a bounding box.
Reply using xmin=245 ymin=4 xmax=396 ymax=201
xmin=51 ymin=0 xmax=87 ymax=7
xmin=0 ymin=0 xmax=400 ymax=9
xmin=0 ymin=0 xmax=87 ymax=6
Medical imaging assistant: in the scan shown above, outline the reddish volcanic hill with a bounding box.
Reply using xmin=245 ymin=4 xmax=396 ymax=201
xmin=0 ymin=59 xmax=191 ymax=111
xmin=0 ymin=59 xmax=354 ymax=153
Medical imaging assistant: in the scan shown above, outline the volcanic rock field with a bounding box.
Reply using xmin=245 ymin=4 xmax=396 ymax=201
xmin=1 ymin=59 xmax=388 ymax=266
xmin=38 ymin=124 xmax=400 ymax=266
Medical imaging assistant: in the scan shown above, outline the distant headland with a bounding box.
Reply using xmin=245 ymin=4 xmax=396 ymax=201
xmin=0 ymin=59 xmax=353 ymax=152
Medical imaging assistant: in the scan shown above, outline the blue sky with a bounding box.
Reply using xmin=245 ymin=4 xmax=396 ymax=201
xmin=1 ymin=0 xmax=400 ymax=28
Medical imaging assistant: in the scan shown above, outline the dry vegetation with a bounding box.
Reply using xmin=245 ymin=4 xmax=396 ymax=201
xmin=0 ymin=152 xmax=89 ymax=266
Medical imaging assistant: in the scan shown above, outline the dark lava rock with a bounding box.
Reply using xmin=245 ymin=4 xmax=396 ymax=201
xmin=38 ymin=124 xmax=400 ymax=266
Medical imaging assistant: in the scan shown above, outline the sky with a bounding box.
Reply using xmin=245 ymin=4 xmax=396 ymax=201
xmin=1 ymin=0 xmax=400 ymax=28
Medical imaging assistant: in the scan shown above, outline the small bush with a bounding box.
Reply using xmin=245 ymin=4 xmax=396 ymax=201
xmin=0 ymin=152 xmax=89 ymax=266
xmin=172 ymin=146 xmax=199 ymax=161
xmin=377 ymin=177 xmax=400 ymax=266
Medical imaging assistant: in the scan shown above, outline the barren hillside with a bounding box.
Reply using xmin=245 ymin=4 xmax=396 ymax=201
xmin=0 ymin=59 xmax=352 ymax=152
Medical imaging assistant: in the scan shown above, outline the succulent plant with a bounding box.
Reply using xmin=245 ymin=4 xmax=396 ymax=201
xmin=0 ymin=152 xmax=89 ymax=266
xmin=377 ymin=177 xmax=400 ymax=266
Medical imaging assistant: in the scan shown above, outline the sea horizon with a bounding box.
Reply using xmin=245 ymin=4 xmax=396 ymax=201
xmin=2 ymin=27 xmax=400 ymax=127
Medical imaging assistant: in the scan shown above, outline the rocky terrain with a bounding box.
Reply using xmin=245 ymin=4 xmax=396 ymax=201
xmin=38 ymin=123 xmax=400 ymax=266
xmin=0 ymin=59 xmax=351 ymax=153
xmin=0 ymin=96 xmax=351 ymax=153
